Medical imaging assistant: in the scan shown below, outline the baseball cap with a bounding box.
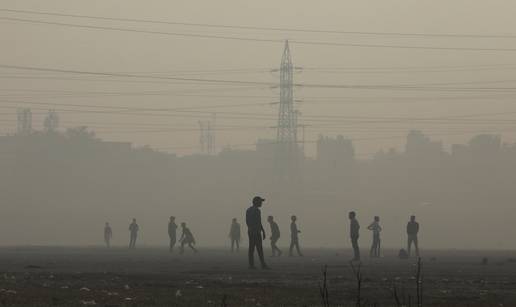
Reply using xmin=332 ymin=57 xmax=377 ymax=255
xmin=253 ymin=196 xmax=265 ymax=203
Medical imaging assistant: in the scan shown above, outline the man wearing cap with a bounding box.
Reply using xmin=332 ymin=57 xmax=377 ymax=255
xmin=246 ymin=196 xmax=269 ymax=269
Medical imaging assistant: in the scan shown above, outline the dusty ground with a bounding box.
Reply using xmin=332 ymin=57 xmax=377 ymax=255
xmin=0 ymin=247 xmax=514 ymax=306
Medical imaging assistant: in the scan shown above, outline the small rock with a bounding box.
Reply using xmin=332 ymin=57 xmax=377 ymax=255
xmin=25 ymin=265 xmax=42 ymax=269
xmin=80 ymin=300 xmax=96 ymax=305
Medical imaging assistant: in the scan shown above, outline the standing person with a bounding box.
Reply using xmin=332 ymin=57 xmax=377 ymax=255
xmin=289 ymin=215 xmax=303 ymax=257
xmin=229 ymin=218 xmax=241 ymax=253
xmin=349 ymin=211 xmax=360 ymax=261
xmin=407 ymin=215 xmax=420 ymax=257
xmin=367 ymin=216 xmax=382 ymax=258
xmin=245 ymin=196 xmax=269 ymax=270
xmin=104 ymin=222 xmax=112 ymax=248
xmin=267 ymin=216 xmax=282 ymax=257
xmin=179 ymin=222 xmax=198 ymax=254
xmin=128 ymin=218 xmax=139 ymax=249
xmin=168 ymin=216 xmax=178 ymax=252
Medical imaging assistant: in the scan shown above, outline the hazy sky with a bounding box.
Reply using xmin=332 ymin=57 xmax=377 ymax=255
xmin=2 ymin=0 xmax=516 ymax=157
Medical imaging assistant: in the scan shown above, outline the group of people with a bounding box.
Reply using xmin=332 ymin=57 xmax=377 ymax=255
xmin=102 ymin=196 xmax=421 ymax=270
xmin=246 ymin=196 xmax=421 ymax=269
xmin=348 ymin=211 xmax=420 ymax=262
xmin=103 ymin=217 xmax=198 ymax=254
xmin=229 ymin=213 xmax=303 ymax=258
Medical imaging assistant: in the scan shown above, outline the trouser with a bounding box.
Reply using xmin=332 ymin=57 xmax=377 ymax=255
xmin=129 ymin=234 xmax=137 ymax=248
xmin=271 ymin=237 xmax=281 ymax=256
xmin=104 ymin=237 xmax=110 ymax=248
xmin=370 ymin=234 xmax=380 ymax=257
xmin=180 ymin=241 xmax=198 ymax=253
xmin=351 ymin=237 xmax=360 ymax=260
xmin=248 ymin=231 xmax=266 ymax=267
xmin=408 ymin=235 xmax=419 ymax=257
xmin=289 ymin=237 xmax=302 ymax=256
xmin=169 ymin=236 xmax=176 ymax=251
xmin=231 ymin=239 xmax=240 ymax=252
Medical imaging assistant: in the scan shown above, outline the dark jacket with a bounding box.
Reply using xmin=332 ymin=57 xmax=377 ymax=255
xmin=350 ymin=219 xmax=360 ymax=239
xmin=270 ymin=221 xmax=280 ymax=240
xmin=246 ymin=206 xmax=263 ymax=234
xmin=407 ymin=221 xmax=419 ymax=235
xmin=168 ymin=222 xmax=177 ymax=238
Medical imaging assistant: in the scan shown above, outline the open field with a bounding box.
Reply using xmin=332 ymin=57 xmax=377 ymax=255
xmin=0 ymin=247 xmax=515 ymax=306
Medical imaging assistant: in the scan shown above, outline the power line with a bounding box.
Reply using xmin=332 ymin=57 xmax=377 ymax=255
xmin=4 ymin=100 xmax=516 ymax=128
xmin=3 ymin=8 xmax=516 ymax=39
xmin=3 ymin=16 xmax=516 ymax=52
xmin=9 ymin=64 xmax=516 ymax=94
xmin=0 ymin=64 xmax=273 ymax=86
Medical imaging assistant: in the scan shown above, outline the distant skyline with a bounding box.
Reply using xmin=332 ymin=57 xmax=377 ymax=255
xmin=2 ymin=0 xmax=516 ymax=157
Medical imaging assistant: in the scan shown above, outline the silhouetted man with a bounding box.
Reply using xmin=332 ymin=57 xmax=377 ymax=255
xmin=289 ymin=215 xmax=303 ymax=257
xmin=349 ymin=211 xmax=360 ymax=261
xmin=367 ymin=216 xmax=382 ymax=258
xmin=128 ymin=218 xmax=139 ymax=249
xmin=246 ymin=196 xmax=269 ymax=269
xmin=179 ymin=222 xmax=198 ymax=254
xmin=104 ymin=222 xmax=112 ymax=248
xmin=168 ymin=216 xmax=178 ymax=252
xmin=229 ymin=218 xmax=241 ymax=253
xmin=267 ymin=216 xmax=282 ymax=257
xmin=407 ymin=215 xmax=420 ymax=257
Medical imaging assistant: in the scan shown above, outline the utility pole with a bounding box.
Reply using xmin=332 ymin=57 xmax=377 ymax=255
xmin=211 ymin=113 xmax=216 ymax=154
xmin=17 ymin=108 xmax=32 ymax=135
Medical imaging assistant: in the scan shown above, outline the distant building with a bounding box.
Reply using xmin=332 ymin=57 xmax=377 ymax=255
xmin=316 ymin=135 xmax=355 ymax=168
xmin=256 ymin=139 xmax=277 ymax=161
xmin=405 ymin=130 xmax=444 ymax=161
xmin=405 ymin=130 xmax=443 ymax=158
xmin=452 ymin=134 xmax=501 ymax=162
xmin=469 ymin=134 xmax=501 ymax=157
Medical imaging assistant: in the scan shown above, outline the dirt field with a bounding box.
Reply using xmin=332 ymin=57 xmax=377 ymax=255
xmin=0 ymin=247 xmax=514 ymax=306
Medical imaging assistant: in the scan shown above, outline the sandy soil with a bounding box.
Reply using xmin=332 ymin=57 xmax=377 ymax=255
xmin=0 ymin=247 xmax=514 ymax=306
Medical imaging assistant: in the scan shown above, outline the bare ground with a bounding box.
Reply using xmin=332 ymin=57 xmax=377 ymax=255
xmin=0 ymin=247 xmax=514 ymax=306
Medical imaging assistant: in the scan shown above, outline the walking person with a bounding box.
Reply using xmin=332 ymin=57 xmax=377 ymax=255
xmin=229 ymin=218 xmax=241 ymax=253
xmin=179 ymin=222 xmax=198 ymax=254
xmin=168 ymin=216 xmax=178 ymax=252
xmin=407 ymin=215 xmax=420 ymax=257
xmin=367 ymin=216 xmax=382 ymax=257
xmin=349 ymin=211 xmax=360 ymax=261
xmin=104 ymin=222 xmax=112 ymax=248
xmin=246 ymin=196 xmax=269 ymax=269
xmin=128 ymin=218 xmax=139 ymax=249
xmin=267 ymin=216 xmax=282 ymax=257
xmin=289 ymin=215 xmax=303 ymax=257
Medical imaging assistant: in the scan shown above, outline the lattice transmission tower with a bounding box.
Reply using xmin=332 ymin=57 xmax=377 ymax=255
xmin=17 ymin=108 xmax=32 ymax=135
xmin=198 ymin=114 xmax=216 ymax=155
xmin=43 ymin=109 xmax=60 ymax=132
xmin=275 ymin=40 xmax=299 ymax=175
xmin=276 ymin=40 xmax=297 ymax=145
